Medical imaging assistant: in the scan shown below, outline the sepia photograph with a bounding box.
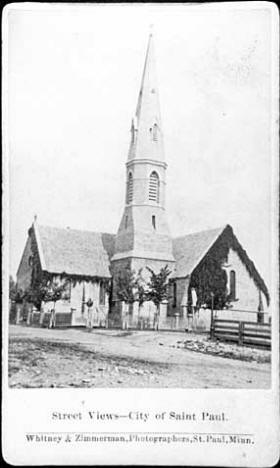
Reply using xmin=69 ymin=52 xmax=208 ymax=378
xmin=6 ymin=3 xmax=276 ymax=391
xmin=2 ymin=2 xmax=279 ymax=466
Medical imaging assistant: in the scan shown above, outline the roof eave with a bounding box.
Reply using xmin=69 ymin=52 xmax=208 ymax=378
xmin=33 ymin=222 xmax=47 ymax=270
xmin=42 ymin=270 xmax=112 ymax=281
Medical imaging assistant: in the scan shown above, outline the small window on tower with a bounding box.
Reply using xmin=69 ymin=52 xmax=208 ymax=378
xmin=127 ymin=172 xmax=133 ymax=204
xmin=152 ymin=215 xmax=156 ymax=229
xmin=152 ymin=123 xmax=158 ymax=141
xmin=149 ymin=123 xmax=159 ymax=141
xmin=125 ymin=216 xmax=128 ymax=229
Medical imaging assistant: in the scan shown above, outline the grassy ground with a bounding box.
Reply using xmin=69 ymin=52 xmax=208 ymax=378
xmin=8 ymin=325 xmax=271 ymax=388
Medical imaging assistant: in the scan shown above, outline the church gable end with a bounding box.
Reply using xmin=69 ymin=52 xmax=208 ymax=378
xmin=16 ymin=223 xmax=44 ymax=293
xmin=189 ymin=224 xmax=269 ymax=310
xmin=221 ymin=225 xmax=269 ymax=307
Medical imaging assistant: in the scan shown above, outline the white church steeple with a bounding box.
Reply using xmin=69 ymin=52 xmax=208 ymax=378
xmin=111 ymin=33 xmax=174 ymax=271
xmin=128 ymin=32 xmax=164 ymax=164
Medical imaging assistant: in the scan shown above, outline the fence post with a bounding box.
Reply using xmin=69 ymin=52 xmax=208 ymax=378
xmin=174 ymin=312 xmax=180 ymax=330
xmin=210 ymin=293 xmax=214 ymax=339
xmin=15 ymin=303 xmax=22 ymax=324
xmin=238 ymin=321 xmax=244 ymax=345
xmin=27 ymin=305 xmax=32 ymax=326
xmin=210 ymin=317 xmax=215 ymax=339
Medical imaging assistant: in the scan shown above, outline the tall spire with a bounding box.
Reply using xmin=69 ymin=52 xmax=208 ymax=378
xmin=112 ymin=31 xmax=174 ymax=268
xmin=128 ymin=32 xmax=164 ymax=162
xmin=136 ymin=32 xmax=159 ymax=120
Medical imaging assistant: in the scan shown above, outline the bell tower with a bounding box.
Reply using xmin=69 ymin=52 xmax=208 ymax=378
xmin=111 ymin=33 xmax=174 ymax=276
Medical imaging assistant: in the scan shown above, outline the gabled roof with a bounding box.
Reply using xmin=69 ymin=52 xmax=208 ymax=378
xmin=172 ymin=226 xmax=225 ymax=279
xmin=35 ymin=224 xmax=115 ymax=279
xmin=172 ymin=224 xmax=270 ymax=305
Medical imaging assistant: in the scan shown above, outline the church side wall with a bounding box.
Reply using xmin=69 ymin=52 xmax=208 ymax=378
xmin=225 ymin=248 xmax=268 ymax=318
xmin=69 ymin=280 xmax=109 ymax=326
xmin=165 ymin=246 xmax=270 ymax=330
xmin=68 ymin=281 xmax=86 ymax=325
xmin=167 ymin=278 xmax=188 ymax=317
xmin=187 ymin=248 xmax=270 ymax=331
xmin=41 ymin=277 xmax=109 ymax=327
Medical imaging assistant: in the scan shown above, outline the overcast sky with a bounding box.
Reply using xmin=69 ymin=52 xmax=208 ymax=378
xmin=5 ymin=3 xmax=277 ymax=289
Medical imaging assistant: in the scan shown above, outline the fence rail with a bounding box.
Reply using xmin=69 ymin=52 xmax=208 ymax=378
xmin=211 ymin=318 xmax=271 ymax=349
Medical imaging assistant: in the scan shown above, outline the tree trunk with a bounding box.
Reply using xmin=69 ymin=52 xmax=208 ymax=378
xmin=154 ymin=304 xmax=160 ymax=331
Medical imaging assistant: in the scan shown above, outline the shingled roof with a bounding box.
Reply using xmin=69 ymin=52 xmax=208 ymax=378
xmin=172 ymin=226 xmax=225 ymax=279
xmin=36 ymin=224 xmax=115 ymax=279
xmin=172 ymin=224 xmax=270 ymax=305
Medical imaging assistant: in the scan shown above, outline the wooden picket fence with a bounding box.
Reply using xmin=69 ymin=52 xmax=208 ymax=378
xmin=40 ymin=311 xmax=73 ymax=328
xmin=210 ymin=318 xmax=271 ymax=349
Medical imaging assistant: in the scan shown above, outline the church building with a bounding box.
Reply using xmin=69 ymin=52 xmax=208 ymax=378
xmin=15 ymin=34 xmax=270 ymax=330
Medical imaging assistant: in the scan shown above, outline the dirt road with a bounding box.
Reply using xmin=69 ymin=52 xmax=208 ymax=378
xmin=8 ymin=325 xmax=270 ymax=388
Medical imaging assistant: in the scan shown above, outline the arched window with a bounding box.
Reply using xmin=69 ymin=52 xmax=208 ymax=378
xmin=230 ymin=270 xmax=236 ymax=300
xmin=149 ymin=171 xmax=159 ymax=203
xmin=152 ymin=215 xmax=156 ymax=229
xmin=257 ymin=291 xmax=264 ymax=324
xmin=127 ymin=172 xmax=133 ymax=204
xmin=173 ymin=282 xmax=177 ymax=308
